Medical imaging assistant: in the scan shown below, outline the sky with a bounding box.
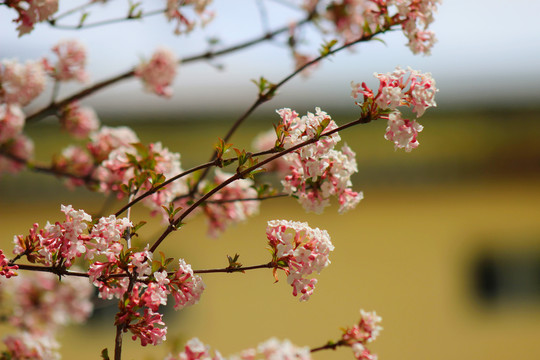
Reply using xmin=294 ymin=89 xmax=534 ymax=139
xmin=1 ymin=0 xmax=540 ymax=117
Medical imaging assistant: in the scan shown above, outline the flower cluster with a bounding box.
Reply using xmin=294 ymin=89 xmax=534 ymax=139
xmin=59 ymin=102 xmax=100 ymax=139
xmin=202 ymin=169 xmax=260 ymax=237
xmin=341 ymin=310 xmax=383 ymax=360
xmin=166 ymin=337 xmax=311 ymax=360
xmin=46 ymin=39 xmax=89 ymax=82
xmin=104 ymin=260 xmax=204 ymax=346
xmin=135 ymin=48 xmax=178 ymax=97
xmin=13 ymin=204 xmax=92 ymax=267
xmin=351 ymin=66 xmax=437 ymax=151
xmin=8 ymin=204 xmax=205 ymax=348
xmin=0 ymin=40 xmax=92 ymax=175
xmin=0 ymin=59 xmax=46 ymax=106
xmin=0 ymin=270 xmax=93 ymax=360
xmin=165 ymin=0 xmax=215 ymax=35
xmin=0 ymin=58 xmax=45 ymax=173
xmin=311 ymin=0 xmax=439 ymax=55
xmin=0 ymin=249 xmax=18 ymax=279
xmin=266 ymin=220 xmax=334 ymax=301
xmin=3 ymin=332 xmax=60 ymax=360
xmin=274 ymin=107 xmax=362 ymax=213
xmin=6 ymin=0 xmax=59 ymax=36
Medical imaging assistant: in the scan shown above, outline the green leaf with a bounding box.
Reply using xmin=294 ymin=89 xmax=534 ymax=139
xmin=319 ymin=39 xmax=338 ymax=57
xmin=101 ymin=348 xmax=110 ymax=360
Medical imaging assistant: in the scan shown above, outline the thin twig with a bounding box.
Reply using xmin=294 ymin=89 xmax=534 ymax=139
xmin=150 ymin=113 xmax=373 ymax=253
xmin=25 ymin=15 xmax=314 ymax=124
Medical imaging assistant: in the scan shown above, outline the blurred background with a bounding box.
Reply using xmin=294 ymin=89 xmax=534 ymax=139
xmin=1 ymin=1 xmax=540 ymax=359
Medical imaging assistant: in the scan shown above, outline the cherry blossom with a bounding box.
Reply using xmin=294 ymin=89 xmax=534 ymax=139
xmin=94 ymin=141 xmax=187 ymax=213
xmin=384 ymin=111 xmax=423 ymax=152
xmin=202 ymin=169 xmax=259 ymax=237
xmin=59 ymin=102 xmax=100 ymax=139
xmin=7 ymin=0 xmax=58 ymax=36
xmin=0 ymin=59 xmax=46 ymax=106
xmin=1 ymin=271 xmax=93 ymax=332
xmin=0 ymin=103 xmax=25 ymax=144
xmin=48 ymin=39 xmax=89 ymax=82
xmin=165 ymin=0 xmax=215 ymax=35
xmin=266 ymin=220 xmax=334 ymax=301
xmin=87 ymin=125 xmax=140 ymax=162
xmin=0 ymin=133 xmax=34 ymax=174
xmin=3 ymin=332 xmax=60 ymax=360
xmin=342 ymin=309 xmax=383 ymax=360
xmin=52 ymin=145 xmax=94 ymax=188
xmin=351 ymin=66 xmax=437 ymax=151
xmin=135 ymin=48 xmax=178 ymax=97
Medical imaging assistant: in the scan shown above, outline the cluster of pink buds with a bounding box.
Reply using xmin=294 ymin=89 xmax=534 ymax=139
xmin=266 ymin=220 xmax=334 ymax=301
xmin=6 ymin=0 xmax=58 ymax=36
xmin=351 ymin=66 xmax=437 ymax=151
xmin=0 ymin=249 xmax=18 ymax=279
xmin=342 ymin=309 xmax=383 ymax=360
xmin=275 ymin=107 xmax=362 ymax=213
xmin=135 ymin=48 xmax=178 ymax=97
xmin=202 ymin=169 xmax=260 ymax=237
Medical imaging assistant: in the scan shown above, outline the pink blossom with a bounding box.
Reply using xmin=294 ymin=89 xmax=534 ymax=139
xmin=203 ymin=169 xmax=259 ymax=237
xmin=282 ymin=144 xmax=362 ymax=214
xmin=0 ymin=103 xmax=25 ymax=144
xmin=165 ymin=0 xmax=214 ymax=35
xmin=50 ymin=39 xmax=89 ymax=82
xmin=94 ymin=141 xmax=187 ymax=213
xmin=87 ymin=125 xmax=139 ymax=162
xmin=8 ymin=0 xmax=59 ymax=36
xmin=129 ymin=308 xmax=167 ymax=346
xmin=393 ymin=0 xmax=440 ymax=55
xmin=3 ymin=332 xmax=60 ymax=360
xmin=257 ymin=338 xmax=311 ymax=360
xmin=251 ymin=128 xmax=289 ymax=173
xmin=323 ymin=0 xmax=385 ymax=42
xmin=59 ymin=102 xmax=100 ymax=139
xmin=0 ymin=133 xmax=34 ymax=174
xmin=53 ymin=145 xmax=94 ymax=189
xmin=0 ymin=59 xmax=46 ymax=105
xmin=1 ymin=271 xmax=93 ymax=332
xmin=266 ymin=220 xmax=334 ymax=301
xmin=342 ymin=309 xmax=382 ymax=359
xmin=135 ymin=48 xmax=178 ymax=97
xmin=86 ymin=214 xmax=132 ymax=260
xmin=170 ymin=259 xmax=205 ymax=310
xmin=275 ymin=107 xmax=362 ymax=213
xmin=352 ymin=343 xmax=378 ymax=360
xmin=12 ymin=204 xmax=91 ymax=267
xmin=384 ymin=111 xmax=423 ymax=152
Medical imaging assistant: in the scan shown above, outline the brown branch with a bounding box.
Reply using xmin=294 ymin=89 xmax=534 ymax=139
xmin=25 ymin=15 xmax=314 ymax=124
xmin=0 ymin=150 xmax=97 ymax=184
xmin=187 ymin=25 xmax=396 ymax=195
xmin=310 ymin=340 xmax=347 ymax=353
xmin=13 ymin=262 xmax=276 ymax=278
xmin=149 ymin=113 xmax=374 ymax=253
xmin=49 ymin=9 xmax=165 ymax=30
